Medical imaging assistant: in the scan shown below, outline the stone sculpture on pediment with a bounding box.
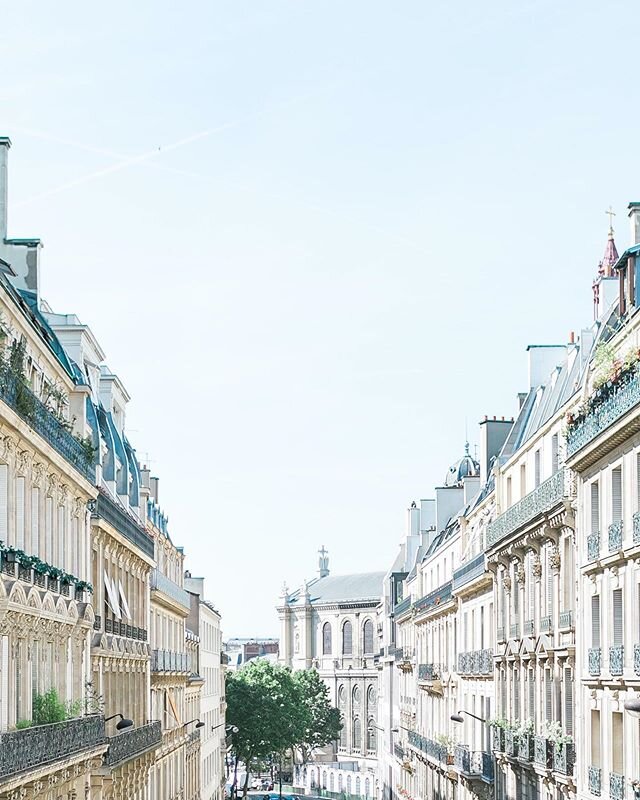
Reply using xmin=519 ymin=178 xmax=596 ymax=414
xmin=17 ymin=448 xmax=31 ymax=473
xmin=1 ymin=434 xmax=17 ymax=461
xmin=32 ymin=461 xmax=46 ymax=485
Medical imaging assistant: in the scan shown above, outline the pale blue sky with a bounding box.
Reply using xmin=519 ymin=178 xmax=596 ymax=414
xmin=1 ymin=0 xmax=639 ymax=635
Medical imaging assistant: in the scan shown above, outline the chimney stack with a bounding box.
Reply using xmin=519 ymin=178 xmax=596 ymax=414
xmin=150 ymin=476 xmax=159 ymax=503
xmin=0 ymin=137 xmax=10 ymax=241
xmin=629 ymin=202 xmax=640 ymax=246
xmin=479 ymin=417 xmax=512 ymax=487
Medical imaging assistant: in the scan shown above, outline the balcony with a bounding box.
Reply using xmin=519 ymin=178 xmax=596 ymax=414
xmin=553 ymin=742 xmax=575 ymax=776
xmin=454 ymin=745 xmax=494 ymax=782
xmin=589 ymin=647 xmax=602 ymax=676
xmin=609 ymin=520 xmax=623 ymax=552
xmin=497 ymin=626 xmax=506 ymax=643
xmin=588 ymin=766 xmax=601 ymax=796
xmin=540 ymin=616 xmax=553 ymax=633
xmin=0 ymin=369 xmax=95 ymax=483
xmin=394 ymin=743 xmax=405 ymax=760
xmin=452 ymin=553 xmax=486 ymax=591
xmin=534 ymin=736 xmax=553 ymax=769
xmin=505 ymin=730 xmax=518 ymax=757
xmin=413 ymin=581 xmax=453 ymax=615
xmin=457 ymin=649 xmax=493 ymax=676
xmin=393 ymin=597 xmax=411 ymax=617
xmin=104 ymin=721 xmax=162 ymax=768
xmin=610 ymin=773 xmax=625 ymax=800
xmin=588 ymin=531 xmax=601 ymax=561
xmin=0 ymin=715 xmax=106 ymax=782
xmin=518 ymin=734 xmax=534 ymax=762
xmin=151 ymin=569 xmax=191 ymax=612
xmin=418 ymin=663 xmax=441 ymax=681
xmin=486 ymin=468 xmax=567 ymax=549
xmin=566 ymin=367 xmax=640 ymax=459
xmin=407 ymin=731 xmax=447 ymax=764
xmin=510 ymin=622 xmax=520 ymax=639
xmin=634 ymin=512 xmax=640 ymax=545
xmin=635 ymin=643 xmax=640 ymax=675
xmin=151 ymin=649 xmax=190 ymax=673
xmin=101 ymin=617 xmax=147 ymax=641
xmin=559 ymin=610 xmax=573 ymax=630
xmin=524 ymin=620 xmax=534 ymax=636
xmin=491 ymin=727 xmax=504 ymax=752
xmin=95 ymin=492 xmax=154 ymax=559
xmin=610 ymin=645 xmax=624 ymax=676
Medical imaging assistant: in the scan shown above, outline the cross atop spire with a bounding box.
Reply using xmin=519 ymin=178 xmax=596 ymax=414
xmin=601 ymin=206 xmax=619 ymax=278
xmin=606 ymin=205 xmax=616 ymax=235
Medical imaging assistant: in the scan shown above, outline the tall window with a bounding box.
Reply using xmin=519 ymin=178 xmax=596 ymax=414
xmin=612 ymin=712 xmax=624 ymax=775
xmin=612 ymin=466 xmax=623 ymax=523
xmin=342 ymin=621 xmax=353 ymax=655
xmin=367 ymin=718 xmax=376 ymax=751
xmin=591 ymin=710 xmax=601 ymax=767
xmin=322 ymin=623 xmax=332 ymax=655
xmin=520 ymin=464 xmax=527 ymax=498
xmin=563 ymin=666 xmax=573 ymax=736
xmin=534 ymin=449 xmax=541 ymax=488
xmin=353 ymin=717 xmax=361 ymax=750
xmin=363 ymin=620 xmax=374 ymax=654
xmin=544 ymin=668 xmax=552 ymax=721
xmin=612 ymin=589 xmax=623 ymax=646
xmin=551 ymin=433 xmax=559 ymax=474
xmin=591 ymin=595 xmax=601 ymax=648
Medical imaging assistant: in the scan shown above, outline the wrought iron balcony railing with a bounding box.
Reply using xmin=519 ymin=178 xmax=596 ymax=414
xmin=610 ymin=645 xmax=624 ymax=676
xmin=394 ymin=743 xmax=405 ymax=760
xmin=518 ymin=734 xmax=534 ymax=762
xmin=452 ymin=553 xmax=486 ymax=591
xmin=588 ymin=766 xmax=601 ymax=796
xmin=491 ymin=727 xmax=505 ymax=752
xmin=95 ymin=492 xmax=154 ymax=559
xmin=504 ymin=730 xmax=517 ymax=757
xmin=407 ymin=731 xmax=447 ymax=764
xmin=634 ymin=512 xmax=640 ymax=545
xmin=418 ymin=663 xmax=441 ymax=681
xmin=588 ymin=531 xmax=601 ymax=561
xmin=393 ymin=597 xmax=411 ymax=617
xmin=510 ymin=622 xmax=520 ymax=639
xmin=609 ymin=520 xmax=623 ymax=551
xmin=151 ymin=649 xmax=190 ymax=673
xmin=100 ymin=616 xmax=148 ymax=641
xmin=0 ymin=715 xmax=106 ymax=781
xmin=524 ymin=620 xmax=534 ymax=635
xmin=457 ymin=649 xmax=493 ymax=676
xmin=566 ymin=367 xmax=640 ymax=457
xmin=455 ymin=745 xmax=494 ymax=780
xmin=413 ymin=581 xmax=453 ymax=614
xmin=540 ymin=616 xmax=553 ymax=633
xmin=534 ymin=736 xmax=553 ymax=768
xmin=553 ymin=742 xmax=575 ymax=776
xmin=486 ymin=469 xmax=567 ymax=549
xmin=610 ymin=772 xmax=625 ymax=800
xmin=104 ymin=721 xmax=162 ymax=768
xmin=150 ymin=569 xmax=191 ymax=611
xmin=0 ymin=369 xmax=95 ymax=482
xmin=589 ymin=647 xmax=601 ymax=676
xmin=635 ymin=643 xmax=640 ymax=676
xmin=497 ymin=626 xmax=506 ymax=642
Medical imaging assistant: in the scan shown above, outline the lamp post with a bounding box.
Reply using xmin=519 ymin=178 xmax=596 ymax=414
xmin=105 ymin=713 xmax=133 ymax=732
xmin=184 ymin=718 xmax=205 ymax=729
xmin=450 ymin=710 xmax=487 ymax=724
xmin=623 ymin=696 xmax=640 ymax=717
xmin=212 ymin=722 xmax=238 ymax=733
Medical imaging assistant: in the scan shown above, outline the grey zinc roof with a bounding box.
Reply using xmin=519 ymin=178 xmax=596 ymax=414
xmin=289 ymin=572 xmax=385 ymax=606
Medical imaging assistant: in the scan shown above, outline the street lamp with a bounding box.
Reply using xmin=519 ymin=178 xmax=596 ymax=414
xmin=212 ymin=722 xmax=239 ymax=733
xmin=624 ymin=696 xmax=640 ymax=718
xmin=184 ymin=718 xmax=205 ymax=729
xmin=105 ymin=713 xmax=133 ymax=731
xmin=451 ymin=710 xmax=487 ymax=724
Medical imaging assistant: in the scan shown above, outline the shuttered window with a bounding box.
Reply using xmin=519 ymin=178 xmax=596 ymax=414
xmin=591 ymin=710 xmax=601 ymax=765
xmin=16 ymin=477 xmax=24 ymax=550
xmin=591 ymin=481 xmax=600 ymax=534
xmin=637 ymin=452 xmax=640 ymax=507
xmin=528 ymin=668 xmax=536 ymax=723
xmin=528 ymin=553 xmax=535 ymax=620
xmin=564 ymin=667 xmax=573 ymax=736
xmin=45 ymin=497 xmax=53 ymax=563
xmin=501 ymin=668 xmax=507 ymax=715
xmin=546 ymin=546 xmax=554 ymax=617
xmin=535 ymin=450 xmax=541 ymax=488
xmin=31 ymin=488 xmax=39 ymax=555
xmin=551 ymin=434 xmax=559 ymax=474
xmin=592 ymin=595 xmax=601 ymax=648
xmin=544 ymin=668 xmax=552 ymax=721
xmin=612 ymin=588 xmax=623 ymax=646
xmin=514 ymin=669 xmax=520 ymax=719
xmin=612 ymin=466 xmax=623 ymax=523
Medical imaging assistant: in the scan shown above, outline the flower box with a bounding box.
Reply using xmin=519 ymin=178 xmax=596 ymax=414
xmin=518 ymin=734 xmax=534 ymax=761
xmin=492 ymin=728 xmax=505 ymax=752
xmin=534 ymin=736 xmax=553 ymax=768
xmin=553 ymin=742 xmax=575 ymax=775
xmin=505 ymin=730 xmax=517 ymax=757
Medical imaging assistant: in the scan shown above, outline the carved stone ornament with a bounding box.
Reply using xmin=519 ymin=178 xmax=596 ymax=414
xmin=32 ymin=461 xmax=46 ymax=485
xmin=532 ymin=554 xmax=542 ymax=580
xmin=1 ymin=434 xmax=16 ymax=460
xmin=47 ymin=472 xmax=58 ymax=498
xmin=515 ymin=562 xmax=526 ymax=585
xmin=17 ymin=449 xmax=31 ymax=473
xmin=549 ymin=545 xmax=561 ymax=573
xmin=73 ymin=496 xmax=84 ymax=518
xmin=502 ymin=575 xmax=512 ymax=593
xmin=59 ymin=482 xmax=69 ymax=504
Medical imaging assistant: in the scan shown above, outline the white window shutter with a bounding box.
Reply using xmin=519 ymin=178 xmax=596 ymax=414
xmin=591 ymin=482 xmax=600 ymax=534
xmin=0 ymin=465 xmax=8 ymax=546
xmin=612 ymin=588 xmax=623 ymax=646
xmin=612 ymin=467 xmax=623 ymax=523
xmin=591 ymin=595 xmax=601 ymax=648
xmin=31 ymin=487 xmax=39 ymax=555
xmin=564 ymin=667 xmax=573 ymax=736
xmin=545 ymin=669 xmax=552 ymax=721
xmin=16 ymin=477 xmax=24 ymax=550
xmin=529 ymin=668 xmax=535 ymax=723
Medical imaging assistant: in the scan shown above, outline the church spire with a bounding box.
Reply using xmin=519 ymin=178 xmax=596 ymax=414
xmin=601 ymin=205 xmax=620 ymax=278
xmin=593 ymin=207 xmax=620 ymax=320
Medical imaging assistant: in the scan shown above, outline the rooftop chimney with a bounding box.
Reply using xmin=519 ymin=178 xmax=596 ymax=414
xmin=0 ymin=137 xmax=9 ymax=241
xmin=526 ymin=345 xmax=565 ymax=389
xmin=629 ymin=202 xmax=640 ymax=246
xmin=479 ymin=417 xmax=512 ymax=487
xmin=150 ymin=476 xmax=159 ymax=503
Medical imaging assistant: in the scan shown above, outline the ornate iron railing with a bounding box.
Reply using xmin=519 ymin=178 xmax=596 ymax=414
xmin=634 ymin=512 xmax=640 ymax=545
xmin=0 ymin=369 xmax=95 ymax=482
xmin=486 ymin=469 xmax=567 ymax=548
xmin=95 ymin=492 xmax=154 ymax=559
xmin=567 ymin=367 xmax=640 ymax=457
xmin=455 ymin=744 xmax=471 ymax=772
xmin=151 ymin=649 xmax=190 ymax=672
xmin=610 ymin=772 xmax=625 ymax=800
xmin=456 ymin=746 xmax=494 ymax=781
xmin=588 ymin=531 xmax=601 ymax=560
xmin=394 ymin=742 xmax=404 ymax=760
xmin=534 ymin=736 xmax=553 ymax=768
xmin=609 ymin=520 xmax=623 ymax=551
xmin=492 ymin=727 xmax=505 ymax=752
xmin=452 ymin=553 xmax=486 ymax=591
xmin=457 ymin=649 xmax=493 ymax=676
xmin=588 ymin=766 xmax=601 ymax=796
xmin=393 ymin=597 xmax=411 ymax=617
xmin=553 ymin=742 xmax=574 ymax=775
xmin=414 ymin=581 xmax=453 ymax=614
xmin=407 ymin=731 xmax=446 ymax=763
xmin=510 ymin=622 xmax=520 ymax=639
xmin=150 ymin=569 xmax=191 ymax=611
xmin=540 ymin=616 xmax=553 ymax=633
xmin=589 ymin=647 xmax=602 ymax=676
xmin=104 ymin=721 xmax=162 ymax=767
xmin=610 ymin=645 xmax=624 ymax=676
xmin=518 ymin=734 xmax=534 ymax=762
xmin=497 ymin=626 xmax=506 ymax=642
xmin=524 ymin=620 xmax=534 ymax=635
xmin=635 ymin=643 xmax=640 ymax=676
xmin=559 ymin=610 xmax=573 ymax=629
xmin=418 ymin=663 xmax=440 ymax=681
xmin=0 ymin=715 xmax=106 ymax=780
xmin=505 ymin=730 xmax=517 ymax=757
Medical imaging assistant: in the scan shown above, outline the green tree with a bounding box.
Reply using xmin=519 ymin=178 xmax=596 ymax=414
xmin=292 ymin=669 xmax=342 ymax=765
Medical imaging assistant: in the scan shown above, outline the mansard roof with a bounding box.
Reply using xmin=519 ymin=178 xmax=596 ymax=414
xmin=288 ymin=571 xmax=385 ymax=606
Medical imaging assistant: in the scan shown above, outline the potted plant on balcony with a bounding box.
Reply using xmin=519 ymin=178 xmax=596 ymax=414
xmin=516 ymin=719 xmax=535 ymax=760
xmin=74 ymin=580 xmax=93 ymax=601
xmin=489 ymin=718 xmax=508 ymax=752
xmin=436 ymin=734 xmax=456 ymax=765
xmin=48 ymin=566 xmax=63 ymax=593
xmin=630 ymin=779 xmax=640 ymax=799
xmin=32 ymin=557 xmax=49 ymax=588
xmin=542 ymin=721 xmax=574 ymax=774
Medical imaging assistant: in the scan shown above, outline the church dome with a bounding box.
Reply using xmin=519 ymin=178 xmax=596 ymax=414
xmin=443 ymin=444 xmax=480 ymax=487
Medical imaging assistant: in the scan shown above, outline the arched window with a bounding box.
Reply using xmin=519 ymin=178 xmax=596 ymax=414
xmin=355 ymin=777 xmax=361 ymax=796
xmin=323 ymin=622 xmax=332 ymax=655
xmin=338 ymin=684 xmax=346 ymax=707
xmin=365 ymin=778 xmax=371 ymax=798
xmin=330 ymin=774 xmax=335 ymax=791
xmin=342 ymin=621 xmax=353 ymax=655
xmin=347 ymin=776 xmax=352 ymax=795
xmin=340 ymin=722 xmax=347 ymax=748
xmin=310 ymin=769 xmax=316 ymax=788
xmin=363 ymin=619 xmax=374 ymax=654
xmin=294 ymin=632 xmax=300 ymax=653
xmin=353 ymin=717 xmax=362 ymax=750
xmin=338 ymin=775 xmax=343 ymax=792
xmin=366 ymin=685 xmax=376 ymax=716
xmin=367 ymin=717 xmax=376 ymax=751
xmin=352 ymin=685 xmax=361 ymax=708
xmin=322 ymin=772 xmax=327 ymax=789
